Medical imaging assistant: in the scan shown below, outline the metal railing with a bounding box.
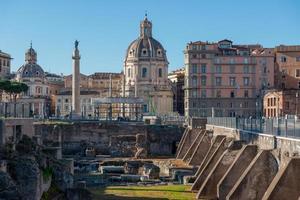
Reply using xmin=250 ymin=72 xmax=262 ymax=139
xmin=207 ymin=116 xmax=300 ymax=139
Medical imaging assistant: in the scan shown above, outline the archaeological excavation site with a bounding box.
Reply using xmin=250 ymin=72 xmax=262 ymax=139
xmin=0 ymin=117 xmax=300 ymax=200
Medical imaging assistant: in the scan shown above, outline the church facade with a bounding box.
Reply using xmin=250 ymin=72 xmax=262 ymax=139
xmin=123 ymin=15 xmax=173 ymax=115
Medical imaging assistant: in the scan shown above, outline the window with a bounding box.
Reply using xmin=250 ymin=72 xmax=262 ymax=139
xmin=142 ymin=49 xmax=147 ymax=55
xmin=216 ymin=90 xmax=221 ymax=97
xmin=263 ymin=67 xmax=267 ymax=74
xmin=192 ymin=76 xmax=197 ymax=87
xmin=296 ymin=57 xmax=300 ymax=62
xmin=243 ymin=77 xmax=250 ymax=86
xmin=201 ymin=76 xmax=206 ymax=86
xmin=192 ymin=64 xmax=197 ymax=73
xmin=230 ymin=91 xmax=235 ymax=98
xmin=216 ymin=77 xmax=222 ymax=86
xmin=243 ymin=65 xmax=250 ymax=74
xmin=201 ymin=54 xmax=206 ymax=59
xmin=281 ymin=56 xmax=287 ymax=62
xmin=158 ymin=68 xmax=163 ymax=77
xmin=229 ymin=77 xmax=236 ymax=86
xmin=65 ymin=99 xmax=69 ymax=103
xmin=192 ymin=90 xmax=197 ymax=98
xmin=216 ymin=66 xmax=222 ymax=73
xmin=201 ymin=64 xmax=206 ymax=73
xmin=142 ymin=68 xmax=147 ymax=78
xmin=201 ymin=90 xmax=206 ymax=98
xmin=230 ymin=58 xmax=235 ymax=64
xmin=58 ymin=99 xmax=61 ymax=103
xmin=201 ymin=45 xmax=206 ymax=50
xmin=127 ymin=68 xmax=131 ymax=78
xmin=143 ymin=104 xmax=148 ymax=112
xmin=296 ymin=69 xmax=300 ymax=77
xmin=192 ymin=102 xmax=197 ymax=108
xmin=65 ymin=105 xmax=69 ymax=111
xmin=244 ymin=90 xmax=249 ymax=98
xmin=244 ymin=58 xmax=249 ymax=64
xmin=230 ymin=66 xmax=235 ymax=73
xmin=157 ymin=50 xmax=162 ymax=56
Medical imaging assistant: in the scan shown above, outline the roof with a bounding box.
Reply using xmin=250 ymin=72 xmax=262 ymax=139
xmin=45 ymin=72 xmax=63 ymax=78
xmin=88 ymin=72 xmax=122 ymax=79
xmin=57 ymin=90 xmax=99 ymax=96
xmin=125 ymin=37 xmax=167 ymax=61
xmin=218 ymin=39 xmax=233 ymax=43
xmin=0 ymin=50 xmax=12 ymax=58
xmin=17 ymin=63 xmax=45 ymax=78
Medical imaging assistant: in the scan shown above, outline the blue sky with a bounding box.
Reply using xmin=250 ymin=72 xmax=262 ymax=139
xmin=1 ymin=0 xmax=300 ymax=75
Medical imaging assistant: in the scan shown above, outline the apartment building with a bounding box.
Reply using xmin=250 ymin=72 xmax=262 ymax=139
xmin=184 ymin=39 xmax=274 ymax=118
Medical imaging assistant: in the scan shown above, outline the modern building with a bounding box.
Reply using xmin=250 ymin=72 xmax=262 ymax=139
xmin=123 ymin=15 xmax=173 ymax=115
xmin=168 ymin=68 xmax=185 ymax=115
xmin=184 ymin=39 xmax=274 ymax=118
xmin=264 ymin=89 xmax=300 ymax=117
xmin=0 ymin=50 xmax=12 ymax=79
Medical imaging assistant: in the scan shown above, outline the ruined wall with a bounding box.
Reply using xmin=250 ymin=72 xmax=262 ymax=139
xmin=34 ymin=122 xmax=184 ymax=157
xmin=0 ymin=118 xmax=35 ymax=146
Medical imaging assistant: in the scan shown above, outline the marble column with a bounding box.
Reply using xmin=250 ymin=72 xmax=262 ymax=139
xmin=72 ymin=40 xmax=81 ymax=118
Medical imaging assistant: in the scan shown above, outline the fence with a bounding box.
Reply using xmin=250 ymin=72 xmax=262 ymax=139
xmin=207 ymin=117 xmax=300 ymax=139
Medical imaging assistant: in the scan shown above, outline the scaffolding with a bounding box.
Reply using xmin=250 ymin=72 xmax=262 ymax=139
xmin=92 ymin=97 xmax=144 ymax=121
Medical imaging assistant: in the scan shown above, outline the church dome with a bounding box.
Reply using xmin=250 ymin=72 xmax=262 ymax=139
xmin=17 ymin=63 xmax=45 ymax=78
xmin=125 ymin=15 xmax=168 ymax=62
xmin=17 ymin=43 xmax=45 ymax=78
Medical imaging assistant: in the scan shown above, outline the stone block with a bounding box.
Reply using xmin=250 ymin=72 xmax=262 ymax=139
xmin=226 ymin=150 xmax=278 ymax=200
xmin=188 ymin=131 xmax=211 ymax=166
xmin=217 ymin=145 xmax=258 ymax=200
xmin=196 ymin=141 xmax=243 ymax=199
xmin=262 ymin=157 xmax=300 ymax=200
xmin=191 ymin=135 xmax=227 ymax=192
xmin=182 ymin=129 xmax=204 ymax=162
xmin=142 ymin=163 xmax=160 ymax=179
xmin=176 ymin=128 xmax=201 ymax=159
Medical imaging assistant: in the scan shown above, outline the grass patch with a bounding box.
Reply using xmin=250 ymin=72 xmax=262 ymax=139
xmin=89 ymin=184 xmax=195 ymax=200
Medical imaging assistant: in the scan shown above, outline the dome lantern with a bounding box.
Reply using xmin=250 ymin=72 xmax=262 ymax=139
xmin=25 ymin=41 xmax=37 ymax=64
xmin=140 ymin=14 xmax=152 ymax=38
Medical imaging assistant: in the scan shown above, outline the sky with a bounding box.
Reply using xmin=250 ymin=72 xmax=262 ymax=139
xmin=1 ymin=0 xmax=300 ymax=75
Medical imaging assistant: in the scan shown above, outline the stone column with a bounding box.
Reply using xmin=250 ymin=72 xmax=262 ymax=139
xmin=72 ymin=40 xmax=81 ymax=118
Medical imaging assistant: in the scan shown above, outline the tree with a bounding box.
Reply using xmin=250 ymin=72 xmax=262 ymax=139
xmin=0 ymin=81 xmax=29 ymax=117
xmin=0 ymin=80 xmax=11 ymax=101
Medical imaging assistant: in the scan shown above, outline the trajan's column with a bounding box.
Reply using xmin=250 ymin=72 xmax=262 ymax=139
xmin=72 ymin=40 xmax=81 ymax=117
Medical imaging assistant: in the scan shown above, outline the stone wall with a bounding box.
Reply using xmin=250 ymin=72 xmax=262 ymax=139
xmin=206 ymin=124 xmax=300 ymax=167
xmin=34 ymin=122 xmax=184 ymax=157
xmin=0 ymin=118 xmax=35 ymax=146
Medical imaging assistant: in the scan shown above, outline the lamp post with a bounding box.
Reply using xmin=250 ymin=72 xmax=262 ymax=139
xmin=296 ymin=92 xmax=299 ymax=119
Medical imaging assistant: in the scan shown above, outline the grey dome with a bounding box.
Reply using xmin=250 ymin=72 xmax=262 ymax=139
xmin=17 ymin=63 xmax=45 ymax=78
xmin=125 ymin=16 xmax=168 ymax=62
xmin=17 ymin=44 xmax=45 ymax=78
xmin=126 ymin=37 xmax=167 ymax=60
